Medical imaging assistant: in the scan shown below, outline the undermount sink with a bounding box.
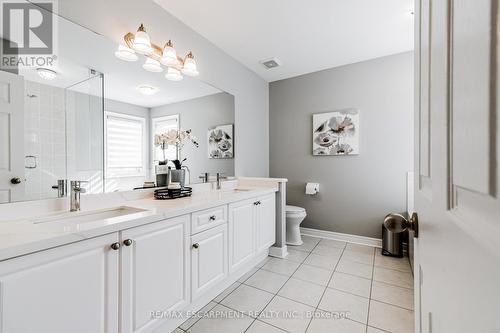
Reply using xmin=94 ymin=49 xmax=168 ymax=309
xmin=32 ymin=206 xmax=148 ymax=226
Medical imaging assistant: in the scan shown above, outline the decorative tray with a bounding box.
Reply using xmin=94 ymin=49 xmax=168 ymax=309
xmin=154 ymin=187 xmax=192 ymax=200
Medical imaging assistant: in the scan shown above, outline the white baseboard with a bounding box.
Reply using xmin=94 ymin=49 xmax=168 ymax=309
xmin=269 ymin=245 xmax=288 ymax=258
xmin=300 ymin=227 xmax=382 ymax=248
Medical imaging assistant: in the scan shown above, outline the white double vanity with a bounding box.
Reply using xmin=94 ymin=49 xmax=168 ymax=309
xmin=0 ymin=180 xmax=283 ymax=333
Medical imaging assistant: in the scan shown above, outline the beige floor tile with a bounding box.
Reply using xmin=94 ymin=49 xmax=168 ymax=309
xmin=312 ymin=244 xmax=344 ymax=257
xmin=336 ymin=259 xmax=373 ymax=279
xmin=373 ymin=267 xmax=413 ymax=289
xmin=179 ymin=301 xmax=217 ymax=331
xmin=246 ymin=320 xmax=287 ymax=333
xmin=307 ymin=311 xmax=366 ymax=333
xmin=259 ymin=296 xmax=314 ymax=333
xmin=188 ymin=304 xmax=254 ymax=333
xmin=374 ymin=255 xmax=412 ymax=273
xmin=256 ymin=256 xmax=271 ymax=268
xmin=341 ymin=249 xmax=374 ymax=265
xmin=303 ymin=253 xmax=340 ymax=270
xmin=278 ymin=278 xmax=326 ymax=307
xmin=213 ymin=282 xmax=241 ymax=303
xmin=329 ymin=272 xmax=372 ymax=298
xmin=367 ymin=326 xmax=389 ymax=333
xmin=318 ymin=288 xmax=369 ymax=324
xmin=345 ymin=243 xmax=375 ymax=254
xmin=318 ymin=238 xmax=347 ymax=249
xmin=238 ymin=267 xmax=259 ymax=283
xmin=221 ymin=284 xmax=274 ymax=317
xmin=368 ymin=300 xmax=414 ymax=333
xmin=292 ymin=264 xmax=333 ymax=286
xmin=262 ymin=258 xmax=301 ymax=276
xmin=245 ymin=269 xmax=289 ymax=293
xmin=371 ymin=281 xmax=414 ymax=310
xmin=285 ymin=249 xmax=310 ymax=263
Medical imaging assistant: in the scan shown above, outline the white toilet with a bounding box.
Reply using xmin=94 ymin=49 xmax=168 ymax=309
xmin=285 ymin=205 xmax=307 ymax=245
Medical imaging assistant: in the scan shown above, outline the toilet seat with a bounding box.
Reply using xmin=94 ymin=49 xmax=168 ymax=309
xmin=286 ymin=205 xmax=306 ymax=213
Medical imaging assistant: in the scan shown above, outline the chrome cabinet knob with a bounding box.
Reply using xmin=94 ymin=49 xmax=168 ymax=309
xmin=192 ymin=243 xmax=199 ymax=249
xmin=10 ymin=177 xmax=21 ymax=184
xmin=123 ymin=239 xmax=133 ymax=246
xmin=110 ymin=242 xmax=121 ymax=250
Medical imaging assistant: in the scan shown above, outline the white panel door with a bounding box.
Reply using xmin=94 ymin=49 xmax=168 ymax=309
xmin=191 ymin=223 xmax=228 ymax=300
xmin=120 ymin=215 xmax=190 ymax=333
xmin=0 ymin=70 xmax=24 ymax=203
xmin=228 ymin=199 xmax=255 ymax=273
xmin=256 ymin=194 xmax=276 ymax=252
xmin=414 ymin=1 xmax=500 ymax=332
xmin=0 ymin=233 xmax=119 ymax=333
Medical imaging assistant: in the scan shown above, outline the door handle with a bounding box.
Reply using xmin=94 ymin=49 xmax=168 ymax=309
xmin=110 ymin=242 xmax=121 ymax=250
xmin=10 ymin=177 xmax=21 ymax=184
xmin=192 ymin=243 xmax=199 ymax=249
xmin=384 ymin=212 xmax=419 ymax=238
xmin=123 ymin=239 xmax=133 ymax=246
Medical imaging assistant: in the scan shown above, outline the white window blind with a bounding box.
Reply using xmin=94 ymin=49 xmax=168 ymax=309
xmin=152 ymin=115 xmax=179 ymax=162
xmin=105 ymin=112 xmax=145 ymax=178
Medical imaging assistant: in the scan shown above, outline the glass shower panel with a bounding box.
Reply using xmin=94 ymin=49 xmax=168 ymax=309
xmin=65 ymin=72 xmax=104 ymax=194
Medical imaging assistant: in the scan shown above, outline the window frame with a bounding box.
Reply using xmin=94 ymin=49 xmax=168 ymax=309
xmin=151 ymin=114 xmax=180 ymax=164
xmin=104 ymin=111 xmax=147 ymax=179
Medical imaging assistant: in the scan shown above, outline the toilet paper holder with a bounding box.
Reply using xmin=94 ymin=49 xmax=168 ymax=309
xmin=305 ymin=182 xmax=319 ymax=195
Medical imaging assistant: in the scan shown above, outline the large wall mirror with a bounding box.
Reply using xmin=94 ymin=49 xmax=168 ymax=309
xmin=0 ymin=2 xmax=234 ymax=204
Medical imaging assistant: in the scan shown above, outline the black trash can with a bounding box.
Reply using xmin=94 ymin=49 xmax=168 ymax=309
xmin=381 ymin=214 xmax=405 ymax=257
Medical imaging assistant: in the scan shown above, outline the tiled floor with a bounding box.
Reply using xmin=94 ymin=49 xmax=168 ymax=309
xmin=176 ymin=236 xmax=414 ymax=333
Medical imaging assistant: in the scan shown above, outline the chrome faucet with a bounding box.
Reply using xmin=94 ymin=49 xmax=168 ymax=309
xmin=216 ymin=173 xmax=226 ymax=190
xmin=199 ymin=172 xmax=210 ymax=183
xmin=51 ymin=179 xmax=67 ymax=198
xmin=70 ymin=181 xmax=87 ymax=212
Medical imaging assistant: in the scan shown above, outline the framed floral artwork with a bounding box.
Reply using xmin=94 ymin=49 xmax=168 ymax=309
xmin=208 ymin=124 xmax=234 ymax=159
xmin=312 ymin=109 xmax=359 ymax=156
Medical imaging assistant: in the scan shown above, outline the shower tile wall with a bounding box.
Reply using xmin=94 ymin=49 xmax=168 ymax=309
xmin=24 ymin=80 xmax=66 ymax=200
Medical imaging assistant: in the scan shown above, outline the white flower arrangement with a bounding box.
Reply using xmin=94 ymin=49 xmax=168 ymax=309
xmin=154 ymin=129 xmax=199 ymax=164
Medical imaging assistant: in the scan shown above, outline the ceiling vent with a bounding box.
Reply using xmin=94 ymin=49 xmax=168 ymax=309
xmin=260 ymin=57 xmax=282 ymax=69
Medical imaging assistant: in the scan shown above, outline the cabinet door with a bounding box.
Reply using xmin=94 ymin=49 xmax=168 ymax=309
xmin=228 ymin=199 xmax=256 ymax=273
xmin=0 ymin=233 xmax=119 ymax=333
xmin=120 ymin=215 xmax=190 ymax=333
xmin=191 ymin=224 xmax=228 ymax=300
xmin=257 ymin=194 xmax=276 ymax=252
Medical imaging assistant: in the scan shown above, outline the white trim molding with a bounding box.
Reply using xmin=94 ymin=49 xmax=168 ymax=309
xmin=300 ymin=227 xmax=382 ymax=248
xmin=268 ymin=245 xmax=288 ymax=259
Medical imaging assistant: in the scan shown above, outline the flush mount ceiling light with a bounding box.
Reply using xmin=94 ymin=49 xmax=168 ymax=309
xmin=115 ymin=23 xmax=199 ymax=81
xmin=137 ymin=84 xmax=159 ymax=95
xmin=115 ymin=44 xmax=138 ymax=61
xmin=143 ymin=57 xmax=163 ymax=72
xmin=36 ymin=68 xmax=57 ymax=80
xmin=260 ymin=57 xmax=282 ymax=70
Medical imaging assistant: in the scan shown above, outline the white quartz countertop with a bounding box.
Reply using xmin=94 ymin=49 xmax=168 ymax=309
xmin=0 ymin=187 xmax=276 ymax=262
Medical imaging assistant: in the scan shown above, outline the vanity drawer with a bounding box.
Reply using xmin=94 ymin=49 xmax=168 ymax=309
xmin=191 ymin=205 xmax=228 ymax=234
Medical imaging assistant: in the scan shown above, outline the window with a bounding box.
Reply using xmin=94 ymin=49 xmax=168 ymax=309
xmin=152 ymin=115 xmax=179 ymax=163
xmin=105 ymin=112 xmax=145 ymax=178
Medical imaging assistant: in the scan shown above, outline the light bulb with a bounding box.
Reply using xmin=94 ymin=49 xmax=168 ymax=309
xmin=132 ymin=24 xmax=153 ymax=55
xmin=181 ymin=52 xmax=199 ymax=77
xmin=161 ymin=40 xmax=179 ymax=66
xmin=143 ymin=57 xmax=163 ymax=72
xmin=165 ymin=67 xmax=183 ymax=81
xmin=114 ymin=44 xmax=138 ymax=61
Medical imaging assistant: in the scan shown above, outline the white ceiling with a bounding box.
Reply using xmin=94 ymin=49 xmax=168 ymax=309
xmin=154 ymin=0 xmax=414 ymax=82
xmin=18 ymin=3 xmax=221 ymax=108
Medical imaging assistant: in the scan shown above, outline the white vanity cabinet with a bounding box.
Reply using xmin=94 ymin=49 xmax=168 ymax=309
xmin=0 ymin=233 xmax=120 ymax=333
xmin=228 ymin=194 xmax=276 ymax=272
xmin=120 ymin=215 xmax=190 ymax=333
xmin=191 ymin=223 xmax=228 ymax=300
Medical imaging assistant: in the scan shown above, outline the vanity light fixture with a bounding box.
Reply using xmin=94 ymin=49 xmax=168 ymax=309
xmin=115 ymin=23 xmax=199 ymax=80
xmin=165 ymin=67 xmax=183 ymax=81
xmin=115 ymin=44 xmax=138 ymax=61
xmin=36 ymin=68 xmax=57 ymax=80
xmin=181 ymin=52 xmax=199 ymax=77
xmin=137 ymin=84 xmax=159 ymax=95
xmin=132 ymin=24 xmax=153 ymax=55
xmin=143 ymin=57 xmax=163 ymax=72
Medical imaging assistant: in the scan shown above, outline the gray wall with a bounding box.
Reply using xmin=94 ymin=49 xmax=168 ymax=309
xmin=151 ymin=93 xmax=235 ymax=180
xmin=269 ymin=52 xmax=413 ymax=238
xmin=56 ymin=0 xmax=269 ymax=177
